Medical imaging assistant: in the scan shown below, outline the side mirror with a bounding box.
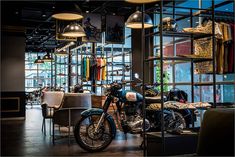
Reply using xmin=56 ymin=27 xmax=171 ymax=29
xmin=134 ymin=73 xmax=139 ymax=79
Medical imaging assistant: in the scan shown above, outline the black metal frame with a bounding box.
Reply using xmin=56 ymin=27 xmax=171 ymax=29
xmin=142 ymin=0 xmax=235 ymax=155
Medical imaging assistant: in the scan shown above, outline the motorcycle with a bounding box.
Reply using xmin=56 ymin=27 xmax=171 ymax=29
xmin=74 ymin=78 xmax=186 ymax=152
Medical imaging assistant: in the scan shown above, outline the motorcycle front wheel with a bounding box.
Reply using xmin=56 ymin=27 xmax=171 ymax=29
xmin=74 ymin=114 xmax=113 ymax=152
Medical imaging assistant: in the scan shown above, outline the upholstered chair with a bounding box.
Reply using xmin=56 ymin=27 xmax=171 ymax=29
xmin=52 ymin=93 xmax=92 ymax=144
xmin=197 ymin=108 xmax=234 ymax=156
xmin=41 ymin=91 xmax=64 ymax=136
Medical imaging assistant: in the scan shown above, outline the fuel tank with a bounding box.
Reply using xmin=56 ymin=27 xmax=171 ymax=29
xmin=117 ymin=90 xmax=143 ymax=102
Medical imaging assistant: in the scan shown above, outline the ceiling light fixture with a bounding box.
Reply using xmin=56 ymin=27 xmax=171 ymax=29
xmin=34 ymin=56 xmax=44 ymax=64
xmin=62 ymin=23 xmax=86 ymax=37
xmin=42 ymin=52 xmax=53 ymax=62
xmin=126 ymin=10 xmax=153 ymax=29
xmin=41 ymin=10 xmax=47 ymax=17
xmin=52 ymin=2 xmax=83 ymax=20
xmin=55 ymin=50 xmax=68 ymax=56
xmin=125 ymin=0 xmax=159 ymax=3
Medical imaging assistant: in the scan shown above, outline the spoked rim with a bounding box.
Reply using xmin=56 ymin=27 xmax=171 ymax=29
xmin=74 ymin=114 xmax=113 ymax=152
xmin=164 ymin=112 xmax=186 ymax=130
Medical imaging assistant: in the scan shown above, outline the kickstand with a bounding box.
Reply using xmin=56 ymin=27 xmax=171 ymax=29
xmin=124 ymin=133 xmax=127 ymax=140
xmin=140 ymin=140 xmax=145 ymax=150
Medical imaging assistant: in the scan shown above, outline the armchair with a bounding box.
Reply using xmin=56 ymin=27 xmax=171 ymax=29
xmin=41 ymin=91 xmax=64 ymax=136
xmin=52 ymin=93 xmax=92 ymax=144
xmin=197 ymin=108 xmax=234 ymax=156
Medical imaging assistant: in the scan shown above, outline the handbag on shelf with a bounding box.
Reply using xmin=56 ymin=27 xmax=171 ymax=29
xmin=167 ymin=88 xmax=188 ymax=103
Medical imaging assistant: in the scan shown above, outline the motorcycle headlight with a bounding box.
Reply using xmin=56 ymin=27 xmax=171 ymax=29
xmin=113 ymin=97 xmax=119 ymax=103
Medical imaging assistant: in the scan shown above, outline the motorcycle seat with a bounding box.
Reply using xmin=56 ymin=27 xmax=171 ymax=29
xmin=145 ymin=96 xmax=161 ymax=104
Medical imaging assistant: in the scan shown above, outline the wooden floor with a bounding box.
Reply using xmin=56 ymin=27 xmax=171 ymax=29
xmin=1 ymin=105 xmax=143 ymax=156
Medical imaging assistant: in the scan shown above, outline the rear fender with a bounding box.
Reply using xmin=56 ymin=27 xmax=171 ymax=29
xmin=81 ymin=108 xmax=116 ymax=138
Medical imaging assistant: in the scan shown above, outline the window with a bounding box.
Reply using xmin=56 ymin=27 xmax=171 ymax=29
xmin=25 ymin=52 xmax=54 ymax=92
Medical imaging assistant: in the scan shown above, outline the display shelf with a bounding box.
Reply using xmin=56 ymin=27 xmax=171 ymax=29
xmin=154 ymin=38 xmax=190 ymax=49
xmin=55 ymin=62 xmax=79 ymax=65
xmin=25 ymin=69 xmax=52 ymax=71
xmin=107 ymin=51 xmax=131 ymax=58
xmin=109 ymin=74 xmax=130 ymax=77
xmin=80 ymin=84 xmax=107 ymax=88
xmin=193 ymin=81 xmax=235 ymax=86
xmin=146 ymin=31 xmax=212 ymax=39
xmin=107 ymin=63 xmax=131 ymax=66
xmin=107 ymin=69 xmax=123 ymax=72
xmin=145 ymin=56 xmax=213 ymax=62
xmin=142 ymin=1 xmax=220 ymax=155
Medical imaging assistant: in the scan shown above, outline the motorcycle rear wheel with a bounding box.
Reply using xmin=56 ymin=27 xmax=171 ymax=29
xmin=74 ymin=114 xmax=113 ymax=152
xmin=164 ymin=111 xmax=186 ymax=130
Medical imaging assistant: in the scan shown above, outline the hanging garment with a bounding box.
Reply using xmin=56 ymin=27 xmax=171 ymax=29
xmin=224 ymin=42 xmax=229 ymax=73
xmin=221 ymin=22 xmax=232 ymax=42
xmin=86 ymin=57 xmax=90 ymax=80
xmin=99 ymin=58 xmax=103 ymax=81
xmin=89 ymin=57 xmax=92 ymax=80
xmin=217 ymin=22 xmax=233 ymax=74
xmin=82 ymin=57 xmax=87 ymax=80
xmin=222 ymin=23 xmax=233 ymax=74
xmin=89 ymin=57 xmax=97 ymax=81
xmin=102 ymin=58 xmax=107 ymax=80
xmin=97 ymin=58 xmax=101 ymax=81
xmin=216 ymin=39 xmax=223 ymax=74
xmin=228 ymin=24 xmax=234 ymax=73
xmin=217 ymin=23 xmax=224 ymax=75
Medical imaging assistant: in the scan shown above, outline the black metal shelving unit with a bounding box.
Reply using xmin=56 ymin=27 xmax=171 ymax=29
xmin=146 ymin=31 xmax=212 ymax=39
xmin=68 ymin=41 xmax=132 ymax=95
xmin=142 ymin=0 xmax=228 ymax=155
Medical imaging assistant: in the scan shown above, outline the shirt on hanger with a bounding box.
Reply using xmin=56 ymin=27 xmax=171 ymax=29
xmin=102 ymin=58 xmax=107 ymax=80
xmin=86 ymin=57 xmax=90 ymax=80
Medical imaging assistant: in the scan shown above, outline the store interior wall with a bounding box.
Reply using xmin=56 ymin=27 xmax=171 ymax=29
xmin=1 ymin=26 xmax=26 ymax=118
xmin=1 ymin=32 xmax=25 ymax=91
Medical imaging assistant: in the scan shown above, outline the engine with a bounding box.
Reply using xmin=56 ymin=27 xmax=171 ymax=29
xmin=126 ymin=115 xmax=150 ymax=134
xmin=122 ymin=102 xmax=150 ymax=133
xmin=123 ymin=102 xmax=139 ymax=116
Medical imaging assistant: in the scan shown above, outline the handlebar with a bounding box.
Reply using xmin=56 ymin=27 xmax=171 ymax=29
xmin=121 ymin=80 xmax=134 ymax=84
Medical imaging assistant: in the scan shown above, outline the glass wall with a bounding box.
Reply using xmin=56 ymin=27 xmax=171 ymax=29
xmin=25 ymin=52 xmax=54 ymax=92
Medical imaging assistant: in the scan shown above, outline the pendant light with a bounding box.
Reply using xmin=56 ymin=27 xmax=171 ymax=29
xmin=62 ymin=23 xmax=86 ymax=37
xmin=43 ymin=52 xmax=53 ymax=62
xmin=52 ymin=2 xmax=83 ymax=20
xmin=34 ymin=56 xmax=44 ymax=64
xmin=125 ymin=0 xmax=159 ymax=3
xmin=126 ymin=10 xmax=153 ymax=29
xmin=55 ymin=50 xmax=68 ymax=56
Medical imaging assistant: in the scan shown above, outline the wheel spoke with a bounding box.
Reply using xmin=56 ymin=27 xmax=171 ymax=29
xmin=75 ymin=114 xmax=113 ymax=151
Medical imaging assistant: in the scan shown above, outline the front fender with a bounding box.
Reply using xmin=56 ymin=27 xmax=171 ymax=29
xmin=81 ymin=108 xmax=116 ymax=138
